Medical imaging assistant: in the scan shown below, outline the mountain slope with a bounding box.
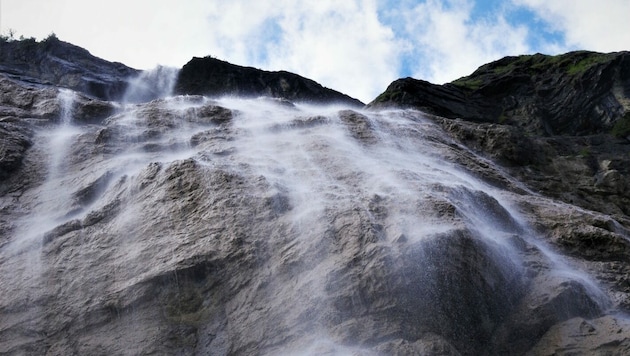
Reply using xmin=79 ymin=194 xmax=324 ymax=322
xmin=370 ymin=51 xmax=630 ymax=136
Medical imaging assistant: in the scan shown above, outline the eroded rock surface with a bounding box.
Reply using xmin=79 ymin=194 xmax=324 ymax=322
xmin=1 ymin=43 xmax=630 ymax=356
xmin=0 ymin=87 xmax=627 ymax=355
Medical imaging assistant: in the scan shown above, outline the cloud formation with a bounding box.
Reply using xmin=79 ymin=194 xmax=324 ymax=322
xmin=514 ymin=0 xmax=630 ymax=53
xmin=388 ymin=0 xmax=531 ymax=84
xmin=2 ymin=0 xmax=629 ymax=102
xmin=204 ymin=0 xmax=403 ymax=104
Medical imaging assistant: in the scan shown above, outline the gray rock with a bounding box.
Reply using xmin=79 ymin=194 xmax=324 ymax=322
xmin=0 ymin=36 xmax=138 ymax=100
xmin=1 ymin=43 xmax=630 ymax=356
xmin=527 ymin=315 xmax=630 ymax=355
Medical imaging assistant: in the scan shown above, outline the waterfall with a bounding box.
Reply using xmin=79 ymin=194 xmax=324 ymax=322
xmin=122 ymin=65 xmax=179 ymax=103
xmin=9 ymin=89 xmax=84 ymax=249
xmin=0 ymin=90 xmax=623 ymax=355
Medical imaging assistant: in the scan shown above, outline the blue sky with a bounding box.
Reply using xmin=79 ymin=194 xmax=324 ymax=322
xmin=2 ymin=0 xmax=629 ymax=102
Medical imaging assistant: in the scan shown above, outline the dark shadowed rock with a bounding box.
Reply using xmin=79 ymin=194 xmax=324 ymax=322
xmin=0 ymin=36 xmax=138 ymax=100
xmin=174 ymin=56 xmax=364 ymax=106
xmin=435 ymin=116 xmax=630 ymax=220
xmin=0 ymin=119 xmax=34 ymax=181
xmin=370 ymin=51 xmax=630 ymax=137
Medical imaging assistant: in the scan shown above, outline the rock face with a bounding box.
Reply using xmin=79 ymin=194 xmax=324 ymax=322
xmin=0 ymin=36 xmax=139 ymax=101
xmin=371 ymin=50 xmax=630 ymax=247
xmin=174 ymin=56 xmax=364 ymax=106
xmin=1 ymin=41 xmax=630 ymax=356
xmin=370 ymin=51 xmax=630 ymax=136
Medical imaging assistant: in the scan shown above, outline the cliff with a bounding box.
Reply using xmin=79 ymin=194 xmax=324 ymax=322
xmin=371 ymin=50 xmax=630 ymax=225
xmin=174 ymin=56 xmax=364 ymax=106
xmin=1 ymin=39 xmax=630 ymax=355
xmin=370 ymin=51 xmax=630 ymax=136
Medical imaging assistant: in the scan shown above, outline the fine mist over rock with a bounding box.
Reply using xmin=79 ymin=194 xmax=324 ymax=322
xmin=1 ymin=37 xmax=630 ymax=355
xmin=370 ymin=51 xmax=630 ymax=232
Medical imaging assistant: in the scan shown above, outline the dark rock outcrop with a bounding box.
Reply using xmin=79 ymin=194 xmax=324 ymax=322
xmin=370 ymin=51 xmax=630 ymax=137
xmin=0 ymin=118 xmax=33 ymax=181
xmin=0 ymin=36 xmax=138 ymax=100
xmin=174 ymin=56 xmax=364 ymax=106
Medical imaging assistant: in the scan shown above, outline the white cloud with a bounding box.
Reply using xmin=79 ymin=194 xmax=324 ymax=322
xmin=394 ymin=0 xmax=531 ymax=84
xmin=265 ymin=1 xmax=403 ymax=103
xmin=203 ymin=0 xmax=403 ymax=103
xmin=513 ymin=0 xmax=630 ymax=53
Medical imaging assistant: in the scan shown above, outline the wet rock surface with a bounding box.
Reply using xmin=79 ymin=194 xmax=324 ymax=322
xmin=433 ymin=117 xmax=630 ymax=220
xmin=1 ymin=43 xmax=630 ymax=355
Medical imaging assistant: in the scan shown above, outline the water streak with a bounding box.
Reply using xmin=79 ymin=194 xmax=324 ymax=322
xmin=123 ymin=65 xmax=179 ymax=103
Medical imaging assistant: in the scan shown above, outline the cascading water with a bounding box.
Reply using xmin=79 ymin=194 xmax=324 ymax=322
xmin=122 ymin=66 xmax=180 ymax=104
xmin=11 ymin=89 xmax=83 ymax=248
xmin=0 ymin=79 xmax=624 ymax=355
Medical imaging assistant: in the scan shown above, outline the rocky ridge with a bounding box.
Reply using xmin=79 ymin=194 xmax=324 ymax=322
xmin=1 ymin=38 xmax=630 ymax=355
xmin=174 ymin=56 xmax=364 ymax=106
xmin=369 ymin=51 xmax=630 ymax=136
xmin=0 ymin=35 xmax=138 ymax=101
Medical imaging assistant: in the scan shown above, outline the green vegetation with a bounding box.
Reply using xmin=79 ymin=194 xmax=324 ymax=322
xmin=611 ymin=112 xmax=630 ymax=138
xmin=42 ymin=32 xmax=59 ymax=43
xmin=451 ymin=77 xmax=483 ymax=90
xmin=371 ymin=89 xmax=405 ymax=103
xmin=498 ymin=109 xmax=508 ymax=124
xmin=0 ymin=28 xmax=16 ymax=42
xmin=578 ymin=146 xmax=592 ymax=158
xmin=0 ymin=29 xmax=59 ymax=43
xmin=164 ymin=286 xmax=206 ymax=325
xmin=478 ymin=52 xmax=613 ymax=78
xmin=448 ymin=51 xmax=615 ymax=94
xmin=566 ymin=54 xmax=612 ymax=75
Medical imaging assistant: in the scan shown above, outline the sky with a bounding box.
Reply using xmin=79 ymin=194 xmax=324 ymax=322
xmin=1 ymin=0 xmax=629 ymax=103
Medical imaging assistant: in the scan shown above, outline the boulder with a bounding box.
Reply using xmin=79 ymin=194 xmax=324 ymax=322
xmin=527 ymin=316 xmax=630 ymax=355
